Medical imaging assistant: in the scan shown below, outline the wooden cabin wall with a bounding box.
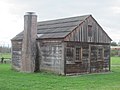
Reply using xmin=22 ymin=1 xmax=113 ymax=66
xmin=38 ymin=40 xmax=65 ymax=75
xmin=11 ymin=40 xmax=22 ymax=71
xmin=90 ymin=44 xmax=110 ymax=73
xmin=11 ymin=39 xmax=65 ymax=74
xmin=64 ymin=16 xmax=111 ymax=44
xmin=65 ymin=41 xmax=110 ymax=74
xmin=65 ymin=42 xmax=89 ymax=74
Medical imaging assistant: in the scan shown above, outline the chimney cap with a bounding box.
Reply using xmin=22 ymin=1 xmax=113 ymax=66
xmin=25 ymin=12 xmax=36 ymax=15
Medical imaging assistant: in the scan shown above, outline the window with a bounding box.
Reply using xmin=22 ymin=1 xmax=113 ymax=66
xmin=75 ymin=48 xmax=81 ymax=62
xmin=97 ymin=48 xmax=103 ymax=61
xmin=66 ymin=48 xmax=74 ymax=57
xmin=66 ymin=47 xmax=74 ymax=64
xmin=88 ymin=25 xmax=92 ymax=37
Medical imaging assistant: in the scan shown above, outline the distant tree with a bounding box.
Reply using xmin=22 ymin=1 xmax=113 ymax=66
xmin=111 ymin=41 xmax=118 ymax=46
xmin=0 ymin=45 xmax=11 ymax=53
xmin=118 ymin=41 xmax=120 ymax=46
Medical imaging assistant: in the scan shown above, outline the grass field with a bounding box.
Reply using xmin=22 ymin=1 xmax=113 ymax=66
xmin=111 ymin=56 xmax=120 ymax=65
xmin=0 ymin=57 xmax=120 ymax=90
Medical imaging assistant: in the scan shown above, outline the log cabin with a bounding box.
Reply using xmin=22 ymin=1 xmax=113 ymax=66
xmin=11 ymin=12 xmax=112 ymax=75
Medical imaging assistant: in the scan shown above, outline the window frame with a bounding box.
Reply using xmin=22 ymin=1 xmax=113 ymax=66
xmin=88 ymin=25 xmax=92 ymax=37
xmin=75 ymin=47 xmax=82 ymax=62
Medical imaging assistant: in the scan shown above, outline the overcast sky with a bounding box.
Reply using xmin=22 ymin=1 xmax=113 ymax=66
xmin=0 ymin=0 xmax=120 ymax=46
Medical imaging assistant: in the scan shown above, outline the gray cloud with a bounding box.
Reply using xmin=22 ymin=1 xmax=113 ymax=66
xmin=3 ymin=0 xmax=120 ymax=42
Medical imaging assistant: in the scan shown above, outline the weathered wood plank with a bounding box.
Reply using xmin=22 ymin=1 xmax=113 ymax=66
xmin=64 ymin=16 xmax=111 ymax=44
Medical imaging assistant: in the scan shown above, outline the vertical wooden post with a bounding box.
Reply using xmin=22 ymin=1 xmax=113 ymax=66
xmin=21 ymin=12 xmax=37 ymax=72
xmin=88 ymin=44 xmax=91 ymax=73
xmin=63 ymin=42 xmax=66 ymax=75
xmin=109 ymin=45 xmax=111 ymax=71
xmin=80 ymin=47 xmax=82 ymax=62
xmin=102 ymin=47 xmax=104 ymax=70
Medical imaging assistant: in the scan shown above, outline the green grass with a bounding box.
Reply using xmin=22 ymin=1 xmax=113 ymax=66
xmin=0 ymin=57 xmax=120 ymax=90
xmin=111 ymin=56 xmax=120 ymax=65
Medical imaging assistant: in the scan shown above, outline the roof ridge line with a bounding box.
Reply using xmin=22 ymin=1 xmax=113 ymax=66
xmin=37 ymin=14 xmax=91 ymax=23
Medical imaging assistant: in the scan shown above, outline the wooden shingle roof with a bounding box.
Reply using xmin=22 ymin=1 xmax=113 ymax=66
xmin=11 ymin=15 xmax=90 ymax=41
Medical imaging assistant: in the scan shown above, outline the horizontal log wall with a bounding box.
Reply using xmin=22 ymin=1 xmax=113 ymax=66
xmin=90 ymin=45 xmax=110 ymax=73
xmin=11 ymin=39 xmax=65 ymax=74
xmin=38 ymin=40 xmax=64 ymax=74
xmin=65 ymin=42 xmax=110 ymax=74
xmin=66 ymin=63 xmax=88 ymax=74
xmin=11 ymin=41 xmax=22 ymax=71
xmin=64 ymin=16 xmax=111 ymax=43
xmin=11 ymin=40 xmax=110 ymax=75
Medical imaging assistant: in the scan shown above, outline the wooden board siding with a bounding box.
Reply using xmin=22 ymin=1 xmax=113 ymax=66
xmin=64 ymin=16 xmax=111 ymax=44
xmin=89 ymin=45 xmax=110 ymax=72
xmin=11 ymin=41 xmax=22 ymax=71
xmin=66 ymin=63 xmax=88 ymax=74
xmin=65 ymin=42 xmax=110 ymax=74
xmin=38 ymin=40 xmax=64 ymax=74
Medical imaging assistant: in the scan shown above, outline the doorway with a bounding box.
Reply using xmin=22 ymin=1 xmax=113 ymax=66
xmin=89 ymin=45 xmax=104 ymax=72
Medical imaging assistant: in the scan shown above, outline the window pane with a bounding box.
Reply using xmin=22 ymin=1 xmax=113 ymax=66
xmin=75 ymin=48 xmax=81 ymax=62
xmin=88 ymin=25 xmax=92 ymax=37
xmin=66 ymin=48 xmax=73 ymax=57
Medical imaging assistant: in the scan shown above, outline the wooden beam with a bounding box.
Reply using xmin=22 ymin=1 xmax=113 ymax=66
xmin=88 ymin=44 xmax=91 ymax=73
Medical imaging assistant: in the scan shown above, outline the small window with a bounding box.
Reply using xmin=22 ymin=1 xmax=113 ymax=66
xmin=88 ymin=25 xmax=92 ymax=37
xmin=66 ymin=48 xmax=74 ymax=57
xmin=97 ymin=48 xmax=103 ymax=61
xmin=75 ymin=48 xmax=81 ymax=62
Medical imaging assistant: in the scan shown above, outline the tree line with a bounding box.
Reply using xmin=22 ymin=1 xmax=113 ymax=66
xmin=0 ymin=46 xmax=11 ymax=53
xmin=111 ymin=41 xmax=120 ymax=46
xmin=111 ymin=41 xmax=120 ymax=57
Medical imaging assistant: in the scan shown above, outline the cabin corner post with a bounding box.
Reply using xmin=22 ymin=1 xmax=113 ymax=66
xmin=59 ymin=42 xmax=65 ymax=75
xmin=21 ymin=12 xmax=37 ymax=72
xmin=109 ymin=44 xmax=111 ymax=71
xmin=11 ymin=41 xmax=14 ymax=69
xmin=88 ymin=44 xmax=91 ymax=73
xmin=61 ymin=42 xmax=67 ymax=75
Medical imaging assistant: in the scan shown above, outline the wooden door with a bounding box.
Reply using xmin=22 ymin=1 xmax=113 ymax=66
xmin=89 ymin=45 xmax=104 ymax=73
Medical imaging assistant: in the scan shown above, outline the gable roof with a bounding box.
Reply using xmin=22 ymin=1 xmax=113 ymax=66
xmin=11 ymin=15 xmax=90 ymax=41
